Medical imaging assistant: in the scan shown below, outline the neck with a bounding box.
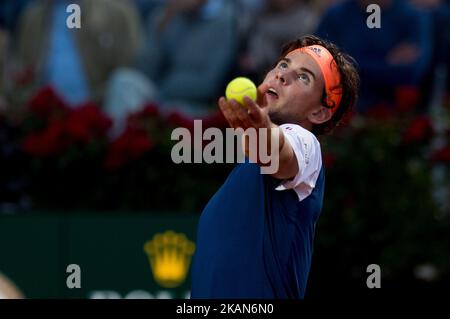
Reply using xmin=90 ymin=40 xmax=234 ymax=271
xmin=297 ymin=119 xmax=313 ymax=132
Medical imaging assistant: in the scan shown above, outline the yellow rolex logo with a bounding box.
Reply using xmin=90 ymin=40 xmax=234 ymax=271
xmin=144 ymin=231 xmax=195 ymax=288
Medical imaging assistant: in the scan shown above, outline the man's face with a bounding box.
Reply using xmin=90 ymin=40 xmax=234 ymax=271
xmin=259 ymin=49 xmax=325 ymax=126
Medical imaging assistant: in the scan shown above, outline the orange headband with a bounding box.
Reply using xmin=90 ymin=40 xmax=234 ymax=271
xmin=289 ymin=45 xmax=342 ymax=113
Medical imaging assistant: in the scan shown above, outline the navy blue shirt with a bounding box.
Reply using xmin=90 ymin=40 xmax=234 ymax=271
xmin=191 ymin=160 xmax=325 ymax=299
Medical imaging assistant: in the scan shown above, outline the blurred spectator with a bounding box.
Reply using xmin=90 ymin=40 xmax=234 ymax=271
xmin=0 ymin=0 xmax=32 ymax=33
xmin=410 ymin=0 xmax=450 ymax=110
xmin=238 ymin=0 xmax=266 ymax=12
xmin=234 ymin=0 xmax=265 ymax=39
xmin=105 ymin=0 xmax=238 ymax=135
xmin=238 ymin=0 xmax=319 ymax=81
xmin=133 ymin=0 xmax=165 ymax=21
xmin=0 ymin=0 xmax=32 ymax=90
xmin=14 ymin=0 xmax=142 ymax=106
xmin=316 ymin=0 xmax=432 ymax=113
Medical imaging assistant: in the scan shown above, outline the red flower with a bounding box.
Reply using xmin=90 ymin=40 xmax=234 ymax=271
xmin=137 ymin=103 xmax=160 ymax=118
xmin=166 ymin=111 xmax=195 ymax=131
xmin=430 ymin=145 xmax=450 ymax=163
xmin=23 ymin=98 xmax=112 ymax=156
xmin=104 ymin=128 xmax=154 ymax=170
xmin=127 ymin=103 xmax=161 ymax=129
xmin=395 ymin=86 xmax=420 ymax=113
xmin=28 ymin=86 xmax=68 ymax=118
xmin=22 ymin=119 xmax=68 ymax=156
xmin=202 ymin=110 xmax=228 ymax=129
xmin=65 ymin=103 xmax=112 ymax=143
xmin=402 ymin=115 xmax=434 ymax=144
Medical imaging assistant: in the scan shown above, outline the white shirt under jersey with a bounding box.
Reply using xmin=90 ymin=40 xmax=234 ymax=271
xmin=275 ymin=123 xmax=322 ymax=202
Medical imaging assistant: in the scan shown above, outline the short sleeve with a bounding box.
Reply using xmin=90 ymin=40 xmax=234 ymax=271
xmin=275 ymin=123 xmax=322 ymax=201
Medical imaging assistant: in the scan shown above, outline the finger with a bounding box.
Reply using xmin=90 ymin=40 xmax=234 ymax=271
xmin=218 ymin=97 xmax=232 ymax=120
xmin=220 ymin=98 xmax=245 ymax=128
xmin=219 ymin=97 xmax=239 ymax=128
xmin=218 ymin=96 xmax=227 ymax=110
xmin=243 ymin=96 xmax=263 ymax=123
xmin=243 ymin=96 xmax=260 ymax=113
xmin=229 ymin=99 xmax=253 ymax=128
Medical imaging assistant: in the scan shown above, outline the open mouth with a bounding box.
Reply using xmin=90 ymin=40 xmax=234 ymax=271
xmin=266 ymin=87 xmax=278 ymax=99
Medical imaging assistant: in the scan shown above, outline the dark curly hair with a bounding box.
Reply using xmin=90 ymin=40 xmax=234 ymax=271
xmin=279 ymin=35 xmax=360 ymax=135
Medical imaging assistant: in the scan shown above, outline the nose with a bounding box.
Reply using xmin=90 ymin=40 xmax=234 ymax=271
xmin=275 ymin=69 xmax=288 ymax=85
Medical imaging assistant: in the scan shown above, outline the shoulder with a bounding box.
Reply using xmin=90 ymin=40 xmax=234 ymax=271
xmin=279 ymin=124 xmax=321 ymax=152
xmin=275 ymin=124 xmax=323 ymax=201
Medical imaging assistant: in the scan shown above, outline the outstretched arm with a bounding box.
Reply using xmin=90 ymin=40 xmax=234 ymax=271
xmin=217 ymin=91 xmax=298 ymax=180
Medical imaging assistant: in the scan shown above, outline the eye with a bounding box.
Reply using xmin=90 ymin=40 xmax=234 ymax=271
xmin=278 ymin=61 xmax=288 ymax=69
xmin=298 ymin=73 xmax=310 ymax=84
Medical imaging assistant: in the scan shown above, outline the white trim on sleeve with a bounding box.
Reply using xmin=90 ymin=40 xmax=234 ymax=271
xmin=275 ymin=123 xmax=322 ymax=201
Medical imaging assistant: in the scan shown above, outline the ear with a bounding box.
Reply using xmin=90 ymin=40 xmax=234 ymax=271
xmin=307 ymin=105 xmax=333 ymax=125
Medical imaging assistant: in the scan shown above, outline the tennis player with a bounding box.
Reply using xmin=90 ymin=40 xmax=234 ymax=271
xmin=191 ymin=35 xmax=360 ymax=299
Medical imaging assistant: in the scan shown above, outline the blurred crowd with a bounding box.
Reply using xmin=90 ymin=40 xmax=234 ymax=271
xmin=0 ymin=0 xmax=448 ymax=119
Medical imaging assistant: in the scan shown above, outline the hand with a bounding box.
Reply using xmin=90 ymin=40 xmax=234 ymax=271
xmin=218 ymin=84 xmax=271 ymax=131
xmin=219 ymin=88 xmax=276 ymax=162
